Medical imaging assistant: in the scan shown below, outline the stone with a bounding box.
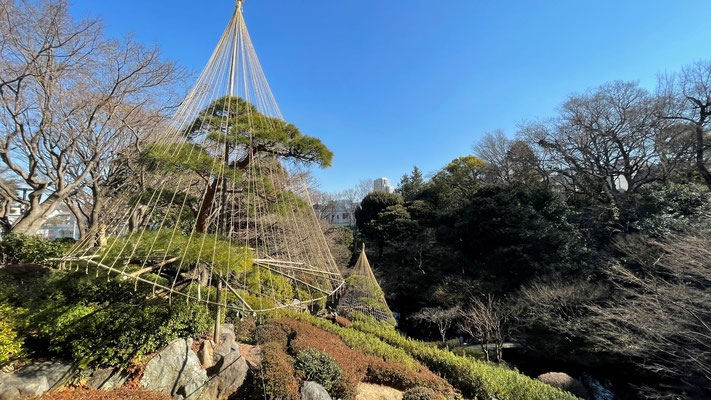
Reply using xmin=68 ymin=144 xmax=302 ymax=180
xmin=88 ymin=367 xmax=129 ymax=390
xmin=215 ymin=324 xmax=237 ymax=357
xmin=0 ymin=360 xmax=74 ymax=400
xmin=141 ymin=338 xmax=208 ymax=400
xmin=301 ymin=381 xmax=332 ymax=400
xmin=200 ymin=350 xmax=249 ymax=400
xmin=537 ymin=372 xmax=588 ymax=399
xmin=197 ymin=340 xmax=215 ymax=369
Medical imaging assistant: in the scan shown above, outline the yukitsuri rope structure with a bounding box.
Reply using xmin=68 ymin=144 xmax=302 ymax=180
xmin=59 ymin=0 xmax=344 ymax=319
xmin=337 ymin=244 xmax=396 ymax=325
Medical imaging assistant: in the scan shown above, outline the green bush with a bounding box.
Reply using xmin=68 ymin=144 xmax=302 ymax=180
xmin=292 ymin=313 xmax=419 ymax=370
xmin=0 ymin=303 xmax=24 ymax=366
xmin=30 ymin=297 xmax=211 ymax=369
xmin=0 ymin=234 xmax=67 ymax=264
xmin=294 ymin=348 xmax=342 ymax=391
xmin=348 ymin=315 xmax=580 ymax=400
xmin=20 ymin=270 xmax=211 ymax=369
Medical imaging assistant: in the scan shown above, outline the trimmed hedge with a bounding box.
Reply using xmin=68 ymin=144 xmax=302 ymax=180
xmin=349 ymin=317 xmax=581 ymax=400
xmin=259 ymin=318 xmax=452 ymax=400
xmin=261 ymin=342 xmax=300 ymax=400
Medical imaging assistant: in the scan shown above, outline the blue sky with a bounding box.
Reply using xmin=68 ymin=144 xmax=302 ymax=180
xmin=69 ymin=1 xmax=711 ymax=193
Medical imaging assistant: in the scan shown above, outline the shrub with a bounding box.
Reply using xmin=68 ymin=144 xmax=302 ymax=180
xmin=23 ymin=270 xmax=211 ymax=369
xmin=271 ymin=318 xmax=452 ymax=400
xmin=293 ymin=313 xmax=420 ymax=370
xmin=403 ymin=387 xmax=441 ymax=400
xmin=261 ymin=342 xmax=299 ymax=400
xmin=294 ymin=348 xmax=342 ymax=391
xmin=335 ymin=316 xmax=352 ymax=328
xmin=254 ymin=322 xmax=290 ymax=347
xmin=349 ymin=315 xmax=581 ymax=400
xmin=233 ymin=316 xmax=256 ymax=343
xmin=366 ymin=358 xmax=450 ymax=393
xmin=0 ymin=234 xmax=66 ymax=265
xmin=0 ymin=303 xmax=24 ymax=366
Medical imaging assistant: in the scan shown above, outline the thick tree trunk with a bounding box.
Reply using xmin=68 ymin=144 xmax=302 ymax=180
xmin=11 ymin=193 xmax=64 ymax=235
xmin=196 ymin=180 xmax=217 ymax=234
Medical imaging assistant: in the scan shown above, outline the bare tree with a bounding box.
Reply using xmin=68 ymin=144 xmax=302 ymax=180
xmin=474 ymin=130 xmax=544 ymax=185
xmin=458 ymin=295 xmax=516 ymax=362
xmin=658 ymin=61 xmax=711 ymax=189
xmin=0 ymin=0 xmax=184 ymax=236
xmin=521 ymin=81 xmax=679 ymax=223
xmin=587 ymin=233 xmax=711 ymax=398
xmin=414 ymin=306 xmax=460 ymax=345
xmin=474 ymin=130 xmax=513 ymax=183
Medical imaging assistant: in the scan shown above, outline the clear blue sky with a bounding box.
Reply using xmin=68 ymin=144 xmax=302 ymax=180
xmin=68 ymin=1 xmax=711 ymax=193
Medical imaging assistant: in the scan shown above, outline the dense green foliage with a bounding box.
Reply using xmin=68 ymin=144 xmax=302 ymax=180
xmin=359 ymin=123 xmax=711 ymax=397
xmin=0 ymin=234 xmax=68 ymax=265
xmin=1 ymin=267 xmax=211 ymax=369
xmin=0 ymin=303 xmax=23 ymax=366
xmin=294 ymin=348 xmax=342 ymax=391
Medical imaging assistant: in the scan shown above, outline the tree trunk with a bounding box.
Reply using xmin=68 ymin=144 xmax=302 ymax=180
xmin=11 ymin=193 xmax=64 ymax=235
xmin=695 ymin=124 xmax=711 ymax=189
xmin=197 ymin=180 xmax=217 ymax=234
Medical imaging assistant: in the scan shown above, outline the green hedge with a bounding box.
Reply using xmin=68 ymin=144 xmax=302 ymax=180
xmin=291 ymin=313 xmax=420 ymax=370
xmin=349 ymin=317 xmax=580 ymax=400
xmin=0 ymin=234 xmax=67 ymax=264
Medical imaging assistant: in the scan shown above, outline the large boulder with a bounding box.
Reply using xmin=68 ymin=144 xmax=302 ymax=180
xmin=199 ymin=324 xmax=248 ymax=400
xmin=200 ymin=350 xmax=249 ymax=400
xmin=141 ymin=338 xmax=207 ymax=400
xmin=88 ymin=367 xmax=129 ymax=390
xmin=537 ymin=372 xmax=588 ymax=398
xmin=301 ymin=381 xmax=332 ymax=400
xmin=215 ymin=323 xmax=237 ymax=356
xmin=0 ymin=361 xmax=74 ymax=400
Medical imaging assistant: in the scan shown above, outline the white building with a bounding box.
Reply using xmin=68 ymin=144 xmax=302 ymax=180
xmin=4 ymin=191 xmax=79 ymax=240
xmin=373 ymin=177 xmax=395 ymax=194
xmin=315 ymin=199 xmax=358 ymax=228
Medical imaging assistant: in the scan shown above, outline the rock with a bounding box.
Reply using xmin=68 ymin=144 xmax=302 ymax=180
xmin=88 ymin=367 xmax=129 ymax=390
xmin=0 ymin=360 xmax=74 ymax=400
xmin=200 ymin=350 xmax=249 ymax=400
xmin=215 ymin=324 xmax=237 ymax=356
xmin=301 ymin=381 xmax=332 ymax=400
xmin=197 ymin=340 xmax=215 ymax=369
xmin=141 ymin=338 xmax=208 ymax=400
xmin=537 ymin=372 xmax=588 ymax=398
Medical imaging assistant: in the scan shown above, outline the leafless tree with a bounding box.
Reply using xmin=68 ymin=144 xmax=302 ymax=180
xmin=658 ymin=61 xmax=711 ymax=189
xmin=521 ymin=81 xmax=681 ymax=223
xmin=458 ymin=295 xmax=516 ymax=362
xmin=474 ymin=130 xmax=513 ymax=183
xmin=587 ymin=233 xmax=711 ymax=398
xmin=0 ymin=0 xmax=184 ymax=236
xmin=414 ymin=306 xmax=460 ymax=345
xmin=474 ymin=130 xmax=544 ymax=185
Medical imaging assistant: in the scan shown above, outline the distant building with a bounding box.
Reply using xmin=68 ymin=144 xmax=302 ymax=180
xmin=373 ymin=177 xmax=395 ymax=194
xmin=4 ymin=189 xmax=79 ymax=240
xmin=35 ymin=204 xmax=80 ymax=240
xmin=315 ymin=199 xmax=358 ymax=228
